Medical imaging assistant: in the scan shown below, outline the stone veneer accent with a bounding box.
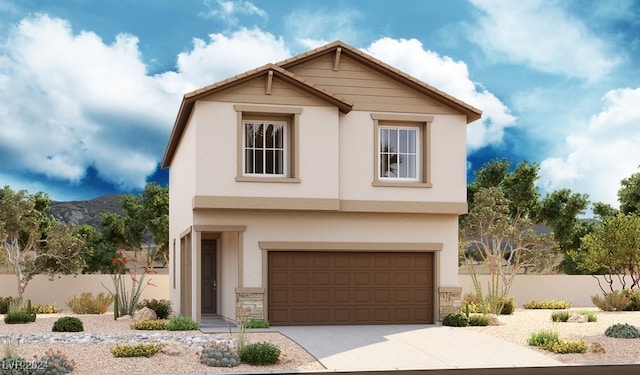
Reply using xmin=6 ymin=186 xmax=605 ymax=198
xmin=439 ymin=286 xmax=462 ymax=320
xmin=235 ymin=289 xmax=265 ymax=323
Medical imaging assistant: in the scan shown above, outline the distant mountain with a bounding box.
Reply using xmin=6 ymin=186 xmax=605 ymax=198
xmin=48 ymin=194 xmax=124 ymax=229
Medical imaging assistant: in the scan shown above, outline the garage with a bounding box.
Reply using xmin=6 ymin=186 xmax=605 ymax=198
xmin=268 ymin=251 xmax=434 ymax=326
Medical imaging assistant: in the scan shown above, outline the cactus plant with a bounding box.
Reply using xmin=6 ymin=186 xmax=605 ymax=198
xmin=199 ymin=343 xmax=240 ymax=367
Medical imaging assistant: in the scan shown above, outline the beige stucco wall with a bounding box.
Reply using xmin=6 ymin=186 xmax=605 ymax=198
xmin=339 ymin=111 xmax=467 ymax=203
xmin=458 ymin=274 xmax=624 ymax=308
xmin=193 ymin=101 xmax=341 ymax=199
xmin=220 ymin=232 xmax=239 ymax=319
xmin=194 ymin=210 xmax=460 ymax=289
xmin=167 ymin=109 xmax=198 ymax=307
xmin=0 ymin=275 xmax=169 ymax=310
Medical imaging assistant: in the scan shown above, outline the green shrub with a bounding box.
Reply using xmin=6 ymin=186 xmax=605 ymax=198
xmin=0 ymin=356 xmax=29 ymax=375
xmin=0 ymin=296 xmax=13 ymax=314
xmin=110 ymin=343 xmax=161 ymax=358
xmin=546 ymin=339 xmax=587 ymax=354
xmin=622 ymin=289 xmax=640 ymax=311
xmin=551 ymin=311 xmax=570 ymax=322
xmin=468 ymin=314 xmax=490 ymax=326
xmin=592 ymin=291 xmax=631 ymax=311
xmin=131 ymin=319 xmax=169 ymax=330
xmin=52 ymin=316 xmax=84 ymax=332
xmin=32 ymin=303 xmax=62 ymax=314
xmin=576 ymin=310 xmax=598 ymax=322
xmin=238 ymin=342 xmax=281 ymax=365
xmin=528 ymin=329 xmax=560 ymax=347
xmin=442 ymin=312 xmax=469 ymax=327
xmin=498 ymin=297 xmax=516 ymax=315
xmin=199 ymin=343 xmax=240 ymax=367
xmin=66 ymin=292 xmax=113 ymax=314
xmin=33 ymin=348 xmax=75 ymax=374
xmin=136 ymin=299 xmax=172 ymax=320
xmin=4 ymin=299 xmax=36 ymax=324
xmin=523 ymin=299 xmax=571 ymax=309
xmin=244 ymin=318 xmax=270 ymax=329
xmin=167 ymin=315 xmax=199 ymax=331
xmin=605 ymin=323 xmax=640 ymax=339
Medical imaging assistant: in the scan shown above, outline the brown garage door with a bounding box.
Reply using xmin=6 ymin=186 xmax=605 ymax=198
xmin=268 ymin=251 xmax=434 ymax=326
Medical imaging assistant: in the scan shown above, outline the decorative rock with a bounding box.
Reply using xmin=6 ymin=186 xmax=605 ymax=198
xmin=567 ymin=314 xmax=588 ymax=323
xmin=590 ymin=342 xmax=606 ymax=354
xmin=133 ymin=307 xmax=157 ymax=321
xmin=161 ymin=341 xmax=184 ymax=356
xmin=486 ymin=314 xmax=503 ymax=326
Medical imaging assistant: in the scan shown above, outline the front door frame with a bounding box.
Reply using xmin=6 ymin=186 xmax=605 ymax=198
xmin=201 ymin=237 xmax=219 ymax=316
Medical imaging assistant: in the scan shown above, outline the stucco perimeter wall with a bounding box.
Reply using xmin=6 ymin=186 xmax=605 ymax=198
xmin=0 ymin=275 xmax=169 ymax=310
xmin=458 ymin=274 xmax=627 ymax=308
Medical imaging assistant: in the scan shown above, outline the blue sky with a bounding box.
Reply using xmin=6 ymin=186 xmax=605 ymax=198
xmin=0 ymin=0 xmax=639 ymax=212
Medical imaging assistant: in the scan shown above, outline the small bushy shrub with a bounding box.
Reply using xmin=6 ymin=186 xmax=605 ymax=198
xmin=199 ymin=343 xmax=240 ymax=367
xmin=244 ymin=318 xmax=270 ymax=329
xmin=52 ymin=316 xmax=84 ymax=332
xmin=131 ymin=319 xmax=169 ymax=330
xmin=0 ymin=356 xmax=29 ymax=375
xmin=528 ymin=329 xmax=559 ymax=347
xmin=32 ymin=303 xmax=62 ymax=314
xmin=592 ymin=291 xmax=631 ymax=312
xmin=442 ymin=312 xmax=469 ymax=327
xmin=110 ymin=343 xmax=161 ymax=358
xmin=238 ymin=342 xmax=281 ymax=365
xmin=605 ymin=323 xmax=640 ymax=339
xmin=136 ymin=299 xmax=172 ymax=320
xmin=622 ymin=289 xmax=640 ymax=311
xmin=551 ymin=311 xmax=571 ymax=322
xmin=468 ymin=314 xmax=490 ymax=326
xmin=33 ymin=348 xmax=76 ymax=374
xmin=66 ymin=292 xmax=113 ymax=314
xmin=523 ymin=299 xmax=571 ymax=309
xmin=167 ymin=315 xmax=199 ymax=331
xmin=461 ymin=294 xmax=515 ymax=315
xmin=0 ymin=296 xmax=13 ymax=314
xmin=546 ymin=339 xmax=587 ymax=354
xmin=4 ymin=299 xmax=36 ymax=324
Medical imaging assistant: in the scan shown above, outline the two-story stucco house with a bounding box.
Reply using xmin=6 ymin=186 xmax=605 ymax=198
xmin=161 ymin=41 xmax=481 ymax=326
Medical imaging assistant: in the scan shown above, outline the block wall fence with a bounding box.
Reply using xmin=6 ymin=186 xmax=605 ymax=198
xmin=0 ymin=274 xmax=625 ymax=313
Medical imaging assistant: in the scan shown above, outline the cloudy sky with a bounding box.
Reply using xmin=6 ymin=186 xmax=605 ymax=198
xmin=0 ymin=0 xmax=638 ymax=213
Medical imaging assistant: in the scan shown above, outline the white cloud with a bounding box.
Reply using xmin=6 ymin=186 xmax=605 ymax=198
xmin=364 ymin=37 xmax=517 ymax=151
xmin=468 ymin=0 xmax=621 ymax=82
xmin=284 ymin=6 xmax=364 ymax=48
xmin=538 ymin=87 xmax=640 ymax=208
xmin=201 ymin=0 xmax=267 ymax=25
xmin=173 ymin=28 xmax=290 ymax=90
xmin=0 ymin=15 xmax=179 ymax=190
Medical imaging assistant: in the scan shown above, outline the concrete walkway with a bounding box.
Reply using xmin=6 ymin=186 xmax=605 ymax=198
xmin=276 ymin=325 xmax=563 ymax=371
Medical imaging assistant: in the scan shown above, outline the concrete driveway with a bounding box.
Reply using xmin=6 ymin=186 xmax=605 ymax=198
xmin=276 ymin=325 xmax=563 ymax=371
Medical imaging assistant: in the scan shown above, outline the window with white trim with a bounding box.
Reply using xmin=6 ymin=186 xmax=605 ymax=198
xmin=379 ymin=126 xmax=419 ymax=180
xmin=243 ymin=121 xmax=287 ymax=176
xmin=234 ymin=105 xmax=301 ymax=182
xmin=371 ymin=113 xmax=432 ymax=187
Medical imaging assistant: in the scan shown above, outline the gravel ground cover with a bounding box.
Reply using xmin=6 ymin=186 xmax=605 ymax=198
xmin=0 ymin=313 xmax=323 ymax=374
xmin=463 ymin=308 xmax=640 ymax=364
xmin=3 ymin=308 xmax=640 ymax=374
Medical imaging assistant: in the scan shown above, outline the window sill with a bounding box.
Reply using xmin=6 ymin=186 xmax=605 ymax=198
xmin=372 ymin=181 xmax=432 ymax=188
xmin=236 ymin=176 xmax=301 ymax=183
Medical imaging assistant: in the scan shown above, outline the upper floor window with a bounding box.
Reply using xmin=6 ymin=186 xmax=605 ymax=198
xmin=379 ymin=126 xmax=418 ymax=181
xmin=243 ymin=121 xmax=287 ymax=176
xmin=234 ymin=105 xmax=302 ymax=183
xmin=372 ymin=113 xmax=433 ymax=188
